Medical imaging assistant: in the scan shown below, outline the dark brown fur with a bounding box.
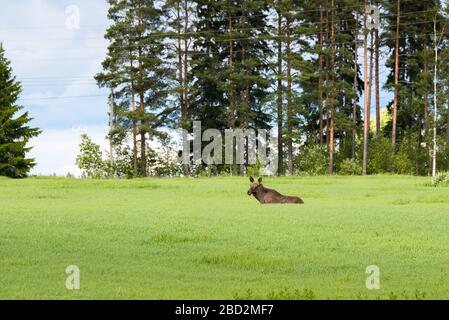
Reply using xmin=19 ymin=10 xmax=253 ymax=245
xmin=247 ymin=177 xmax=304 ymax=204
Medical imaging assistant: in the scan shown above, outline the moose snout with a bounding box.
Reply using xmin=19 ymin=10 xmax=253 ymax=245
xmin=247 ymin=189 xmax=252 ymax=196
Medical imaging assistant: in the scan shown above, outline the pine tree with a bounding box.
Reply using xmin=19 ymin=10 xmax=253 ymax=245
xmin=97 ymin=0 xmax=173 ymax=177
xmin=164 ymin=0 xmax=194 ymax=176
xmin=383 ymin=0 xmax=441 ymax=174
xmin=191 ymin=0 xmax=272 ymax=175
xmin=0 ymin=45 xmax=41 ymax=178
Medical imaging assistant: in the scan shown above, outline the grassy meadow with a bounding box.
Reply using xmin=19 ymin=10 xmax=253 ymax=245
xmin=1 ymin=175 xmax=449 ymax=300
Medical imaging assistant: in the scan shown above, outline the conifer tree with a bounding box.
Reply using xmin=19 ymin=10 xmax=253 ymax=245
xmin=0 ymin=45 xmax=41 ymax=178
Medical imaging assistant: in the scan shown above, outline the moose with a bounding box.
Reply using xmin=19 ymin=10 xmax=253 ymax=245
xmin=247 ymin=177 xmax=304 ymax=204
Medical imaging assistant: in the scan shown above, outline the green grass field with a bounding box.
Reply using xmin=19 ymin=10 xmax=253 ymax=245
xmin=1 ymin=175 xmax=449 ymax=300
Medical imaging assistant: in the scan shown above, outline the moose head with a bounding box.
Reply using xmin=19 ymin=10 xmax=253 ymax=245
xmin=247 ymin=176 xmax=263 ymax=196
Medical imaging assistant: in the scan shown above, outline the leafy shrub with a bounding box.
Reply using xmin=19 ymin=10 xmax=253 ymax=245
xmin=368 ymin=136 xmax=393 ymax=174
xmin=393 ymin=132 xmax=428 ymax=175
xmin=393 ymin=150 xmax=415 ymax=175
xmin=246 ymin=155 xmax=263 ymax=177
xmin=432 ymin=172 xmax=449 ymax=187
xmin=295 ymin=144 xmax=328 ymax=175
xmin=76 ymin=134 xmax=107 ymax=178
xmin=338 ymin=158 xmax=362 ymax=175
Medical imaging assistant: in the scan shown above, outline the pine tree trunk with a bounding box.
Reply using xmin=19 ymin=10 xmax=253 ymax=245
xmin=328 ymin=0 xmax=335 ymax=175
xmin=318 ymin=1 xmax=324 ymax=145
xmin=392 ymin=0 xmax=400 ymax=154
xmin=362 ymin=0 xmax=369 ymax=175
xmin=109 ymin=90 xmax=114 ymax=176
xmin=424 ymin=60 xmax=431 ymax=175
xmin=325 ymin=3 xmax=330 ymax=147
xmin=352 ymin=11 xmax=358 ymax=160
xmin=375 ymin=28 xmax=380 ymax=133
xmin=182 ymin=0 xmax=190 ymax=176
xmin=424 ymin=60 xmax=429 ymax=122
xmin=228 ymin=14 xmax=235 ymax=129
xmin=240 ymin=43 xmax=248 ymax=177
xmin=183 ymin=0 xmax=189 ymax=114
xmin=130 ymin=58 xmax=138 ymax=177
xmin=286 ymin=17 xmax=293 ymax=176
xmin=177 ymin=1 xmax=189 ymax=176
xmin=228 ymin=12 xmax=235 ymax=176
xmin=446 ymin=101 xmax=449 ymax=143
xmin=138 ymin=7 xmax=146 ymax=177
xmin=277 ymin=9 xmax=284 ymax=175
xmin=367 ymin=29 xmax=374 ymax=130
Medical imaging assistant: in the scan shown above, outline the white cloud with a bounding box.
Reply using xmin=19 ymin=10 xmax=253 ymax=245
xmin=0 ymin=1 xmax=112 ymax=175
xmin=29 ymin=125 xmax=109 ymax=176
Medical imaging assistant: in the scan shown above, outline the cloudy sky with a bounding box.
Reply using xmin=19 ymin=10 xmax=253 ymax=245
xmin=0 ymin=0 xmax=111 ymax=175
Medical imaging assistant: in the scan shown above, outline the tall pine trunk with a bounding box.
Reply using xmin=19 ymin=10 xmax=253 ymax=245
xmin=240 ymin=40 xmax=248 ymax=177
xmin=328 ymin=0 xmax=335 ymax=175
xmin=182 ymin=0 xmax=190 ymax=176
xmin=277 ymin=9 xmax=284 ymax=175
xmin=325 ymin=3 xmax=330 ymax=146
xmin=130 ymin=57 xmax=138 ymax=177
xmin=364 ymin=28 xmax=373 ymax=168
xmin=286 ymin=16 xmax=293 ymax=175
xmin=176 ymin=1 xmax=189 ymax=176
xmin=368 ymin=30 xmax=374 ymax=128
xmin=362 ymin=0 xmax=369 ymax=175
xmin=227 ymin=12 xmax=235 ymax=176
xmin=391 ymin=0 xmax=400 ymax=154
xmin=352 ymin=11 xmax=359 ymax=160
xmin=375 ymin=28 xmax=380 ymax=133
xmin=318 ymin=1 xmax=324 ymax=145
xmin=447 ymin=103 xmax=449 ymax=144
xmin=228 ymin=14 xmax=235 ymax=129
xmin=138 ymin=7 xmax=146 ymax=177
xmin=109 ymin=90 xmax=114 ymax=176
xmin=183 ymin=0 xmax=189 ymax=119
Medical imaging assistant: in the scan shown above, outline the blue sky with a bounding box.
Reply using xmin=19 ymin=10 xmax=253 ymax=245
xmin=0 ymin=0 xmax=393 ymax=175
xmin=0 ymin=0 xmax=111 ymax=175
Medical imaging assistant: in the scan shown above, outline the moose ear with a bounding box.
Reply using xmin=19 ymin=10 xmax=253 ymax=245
xmin=258 ymin=177 xmax=263 ymax=183
xmin=249 ymin=176 xmax=254 ymax=182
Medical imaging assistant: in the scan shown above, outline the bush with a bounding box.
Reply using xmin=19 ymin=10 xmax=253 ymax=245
xmin=393 ymin=150 xmax=415 ymax=175
xmin=338 ymin=158 xmax=362 ymax=176
xmin=76 ymin=134 xmax=107 ymax=178
xmin=432 ymin=172 xmax=449 ymax=187
xmin=295 ymin=144 xmax=328 ymax=175
xmin=368 ymin=136 xmax=393 ymax=174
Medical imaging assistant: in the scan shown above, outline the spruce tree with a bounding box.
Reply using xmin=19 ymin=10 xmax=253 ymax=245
xmin=0 ymin=44 xmax=41 ymax=178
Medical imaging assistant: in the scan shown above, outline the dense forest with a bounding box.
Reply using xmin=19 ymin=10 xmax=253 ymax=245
xmin=91 ymin=0 xmax=449 ymax=178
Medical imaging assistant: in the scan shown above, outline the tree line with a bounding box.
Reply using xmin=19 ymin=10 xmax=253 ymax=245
xmin=93 ymin=0 xmax=449 ymax=178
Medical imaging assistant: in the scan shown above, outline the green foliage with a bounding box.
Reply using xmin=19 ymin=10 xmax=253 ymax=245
xmin=96 ymin=0 xmax=173 ymax=177
xmin=338 ymin=158 xmax=362 ymax=176
xmin=0 ymin=45 xmax=41 ymax=178
xmin=246 ymin=155 xmax=263 ymax=178
xmin=76 ymin=134 xmax=107 ymax=179
xmin=393 ymin=133 xmax=427 ymax=175
xmin=111 ymin=144 xmax=135 ymax=178
xmin=368 ymin=136 xmax=393 ymax=174
xmin=295 ymin=144 xmax=328 ymax=175
xmin=91 ymin=1 xmax=449 ymax=178
xmin=393 ymin=151 xmax=415 ymax=175
xmin=432 ymin=172 xmax=449 ymax=187
xmin=149 ymin=137 xmax=182 ymax=177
